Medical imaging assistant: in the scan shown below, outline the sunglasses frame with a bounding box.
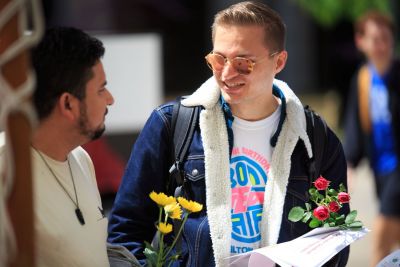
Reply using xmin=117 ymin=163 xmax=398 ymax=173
xmin=205 ymin=51 xmax=279 ymax=75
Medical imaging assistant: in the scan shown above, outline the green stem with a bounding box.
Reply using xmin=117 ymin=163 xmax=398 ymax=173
xmin=325 ymin=188 xmax=329 ymax=204
xmin=163 ymin=213 xmax=189 ymax=260
xmin=158 ymin=207 xmax=162 ymax=227
xmin=155 ymin=207 xmax=165 ymax=267
xmin=167 ymin=260 xmax=174 ymax=267
xmin=156 ymin=233 xmax=165 ymax=267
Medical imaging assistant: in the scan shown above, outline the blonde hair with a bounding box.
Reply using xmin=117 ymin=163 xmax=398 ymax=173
xmin=211 ymin=1 xmax=286 ymax=52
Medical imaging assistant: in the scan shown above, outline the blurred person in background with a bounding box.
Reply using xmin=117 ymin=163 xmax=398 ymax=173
xmin=0 ymin=27 xmax=114 ymax=266
xmin=344 ymin=10 xmax=400 ymax=266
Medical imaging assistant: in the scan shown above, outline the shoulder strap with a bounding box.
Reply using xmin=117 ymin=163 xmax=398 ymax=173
xmin=304 ymin=106 xmax=328 ymax=184
xmin=169 ymin=97 xmax=200 ymax=191
xmin=358 ymin=65 xmax=371 ymax=134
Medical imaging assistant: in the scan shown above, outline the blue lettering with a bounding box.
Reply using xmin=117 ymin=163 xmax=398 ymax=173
xmin=230 ymin=167 xmax=236 ymax=188
xmin=232 ymin=213 xmax=246 ymax=236
xmin=248 ymin=165 xmax=260 ymax=185
xmin=236 ymin=162 xmax=248 ymax=186
xmin=251 ymin=209 xmax=263 ymax=233
xmin=230 ymin=245 xmax=254 ymax=254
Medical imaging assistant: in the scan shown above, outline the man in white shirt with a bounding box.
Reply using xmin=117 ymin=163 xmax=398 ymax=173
xmin=1 ymin=27 xmax=114 ymax=267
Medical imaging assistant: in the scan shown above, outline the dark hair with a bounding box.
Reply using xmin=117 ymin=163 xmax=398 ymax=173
xmin=355 ymin=10 xmax=395 ymax=37
xmin=32 ymin=27 xmax=105 ymax=120
xmin=211 ymin=1 xmax=286 ymax=52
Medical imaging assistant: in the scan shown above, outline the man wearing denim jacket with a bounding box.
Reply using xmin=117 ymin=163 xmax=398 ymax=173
xmin=108 ymin=2 xmax=349 ymax=266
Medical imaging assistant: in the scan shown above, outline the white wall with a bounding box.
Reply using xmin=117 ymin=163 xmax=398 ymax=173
xmin=97 ymin=33 xmax=163 ymax=133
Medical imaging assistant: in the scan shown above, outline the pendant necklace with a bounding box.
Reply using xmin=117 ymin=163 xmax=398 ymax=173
xmin=33 ymin=148 xmax=85 ymax=225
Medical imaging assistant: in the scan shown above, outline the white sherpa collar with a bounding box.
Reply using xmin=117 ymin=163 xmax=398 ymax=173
xmin=182 ymin=77 xmax=313 ymax=267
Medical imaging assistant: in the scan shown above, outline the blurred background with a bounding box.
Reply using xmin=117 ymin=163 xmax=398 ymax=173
xmin=39 ymin=0 xmax=399 ymax=266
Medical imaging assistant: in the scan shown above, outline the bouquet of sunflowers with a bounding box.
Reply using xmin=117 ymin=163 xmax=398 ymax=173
xmin=144 ymin=192 xmax=203 ymax=267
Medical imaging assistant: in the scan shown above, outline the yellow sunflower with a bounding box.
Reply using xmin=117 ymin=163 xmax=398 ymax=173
xmin=157 ymin=222 xmax=173 ymax=234
xmin=164 ymin=202 xmax=182 ymax=220
xmin=149 ymin=191 xmax=176 ymax=207
xmin=177 ymin=197 xmax=203 ymax=213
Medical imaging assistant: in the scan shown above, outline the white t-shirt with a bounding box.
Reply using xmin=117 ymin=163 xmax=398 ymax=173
xmin=33 ymin=147 xmax=109 ymax=267
xmin=0 ymin=140 xmax=109 ymax=267
xmin=230 ymin=106 xmax=281 ymax=255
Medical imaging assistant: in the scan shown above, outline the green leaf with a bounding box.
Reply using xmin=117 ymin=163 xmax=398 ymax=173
xmin=317 ymin=193 xmax=325 ymax=201
xmin=309 ymin=188 xmax=317 ymax=195
xmin=302 ymin=211 xmax=312 ymax=223
xmin=288 ymin=207 xmax=305 ymax=222
xmin=345 ymin=210 xmax=358 ymax=224
xmin=326 ymin=218 xmax=335 ymax=224
xmin=309 ymin=218 xmax=321 ymax=228
xmin=339 ymin=183 xmax=347 ymax=192
xmin=328 ymin=189 xmax=337 ymax=196
xmin=144 ymin=240 xmax=155 ymax=250
xmin=347 ymin=221 xmax=363 ymax=229
xmin=335 ymin=214 xmax=345 ymax=225
xmin=305 ymin=202 xmax=312 ymax=211
xmin=310 ymin=194 xmax=317 ymax=202
xmin=144 ymin=247 xmax=158 ymax=267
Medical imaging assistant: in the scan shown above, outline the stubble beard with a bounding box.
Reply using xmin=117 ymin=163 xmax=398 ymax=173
xmin=78 ymin=102 xmax=106 ymax=141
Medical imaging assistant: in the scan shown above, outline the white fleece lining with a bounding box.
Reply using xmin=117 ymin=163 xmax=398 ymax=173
xmin=182 ymin=77 xmax=313 ymax=267
xmin=199 ymin=107 xmax=231 ymax=267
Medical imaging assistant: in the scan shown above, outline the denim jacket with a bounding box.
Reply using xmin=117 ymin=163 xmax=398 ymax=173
xmin=108 ymin=78 xmax=349 ymax=267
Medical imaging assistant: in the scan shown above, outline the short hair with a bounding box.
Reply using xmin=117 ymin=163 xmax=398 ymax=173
xmin=32 ymin=27 xmax=105 ymax=120
xmin=354 ymin=10 xmax=395 ymax=37
xmin=211 ymin=1 xmax=286 ymax=52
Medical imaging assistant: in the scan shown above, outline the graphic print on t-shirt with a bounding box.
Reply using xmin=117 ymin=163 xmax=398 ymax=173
xmin=229 ymin=104 xmax=280 ymax=255
xmin=230 ymin=146 xmax=269 ymax=254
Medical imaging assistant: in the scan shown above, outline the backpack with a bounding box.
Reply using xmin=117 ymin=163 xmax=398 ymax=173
xmin=168 ymin=98 xmax=328 ymax=197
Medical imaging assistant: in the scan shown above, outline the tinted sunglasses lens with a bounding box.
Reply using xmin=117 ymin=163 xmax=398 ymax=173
xmin=232 ymin=58 xmax=252 ymax=75
xmin=206 ymin=54 xmax=225 ymax=71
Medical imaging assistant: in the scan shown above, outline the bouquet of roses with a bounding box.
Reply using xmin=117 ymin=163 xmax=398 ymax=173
xmin=144 ymin=191 xmax=203 ymax=267
xmin=288 ymin=176 xmax=363 ymax=229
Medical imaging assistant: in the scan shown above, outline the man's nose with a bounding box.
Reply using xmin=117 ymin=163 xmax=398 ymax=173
xmin=106 ymin=89 xmax=115 ymax=105
xmin=221 ymin=60 xmax=239 ymax=80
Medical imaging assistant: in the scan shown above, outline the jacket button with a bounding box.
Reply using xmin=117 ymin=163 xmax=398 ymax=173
xmin=191 ymin=169 xmax=199 ymax=176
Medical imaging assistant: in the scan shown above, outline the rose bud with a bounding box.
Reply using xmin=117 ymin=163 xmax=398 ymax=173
xmin=328 ymin=201 xmax=340 ymax=212
xmin=313 ymin=176 xmax=330 ymax=190
xmin=338 ymin=192 xmax=350 ymax=203
xmin=313 ymin=205 xmax=330 ymax=221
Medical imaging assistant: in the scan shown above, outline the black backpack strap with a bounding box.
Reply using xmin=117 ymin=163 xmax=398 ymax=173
xmin=304 ymin=105 xmax=328 ymax=185
xmin=305 ymin=107 xmax=343 ymax=267
xmin=168 ymin=97 xmax=200 ymax=254
xmin=168 ymin=96 xmax=200 ymax=197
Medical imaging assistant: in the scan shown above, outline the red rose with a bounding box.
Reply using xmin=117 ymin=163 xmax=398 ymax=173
xmin=328 ymin=201 xmax=340 ymax=212
xmin=338 ymin=192 xmax=350 ymax=203
xmin=313 ymin=205 xmax=330 ymax=221
xmin=313 ymin=176 xmax=330 ymax=190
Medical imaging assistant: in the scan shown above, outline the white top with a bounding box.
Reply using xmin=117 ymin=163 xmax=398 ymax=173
xmin=230 ymin=106 xmax=281 ymax=255
xmin=0 ymin=140 xmax=109 ymax=267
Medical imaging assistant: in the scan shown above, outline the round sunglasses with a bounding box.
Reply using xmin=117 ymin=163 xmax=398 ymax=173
xmin=205 ymin=51 xmax=278 ymax=75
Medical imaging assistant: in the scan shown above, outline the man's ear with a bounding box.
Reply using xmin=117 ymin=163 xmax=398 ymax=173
xmin=275 ymin=50 xmax=288 ymax=74
xmin=58 ymin=93 xmax=76 ymax=120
